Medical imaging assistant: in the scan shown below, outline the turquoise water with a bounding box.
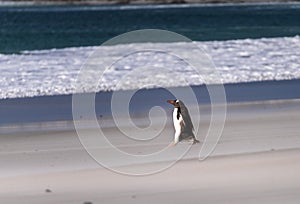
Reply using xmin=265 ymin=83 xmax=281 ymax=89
xmin=0 ymin=3 xmax=300 ymax=53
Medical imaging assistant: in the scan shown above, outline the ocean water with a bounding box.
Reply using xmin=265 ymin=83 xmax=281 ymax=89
xmin=0 ymin=3 xmax=300 ymax=99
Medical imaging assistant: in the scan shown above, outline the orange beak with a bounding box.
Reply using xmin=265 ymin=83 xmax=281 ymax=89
xmin=167 ymin=100 xmax=175 ymax=105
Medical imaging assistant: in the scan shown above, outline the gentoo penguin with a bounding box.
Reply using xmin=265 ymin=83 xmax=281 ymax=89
xmin=167 ymin=99 xmax=199 ymax=146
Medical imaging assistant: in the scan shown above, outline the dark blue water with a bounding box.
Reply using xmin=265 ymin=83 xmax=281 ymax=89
xmin=0 ymin=3 xmax=300 ymax=53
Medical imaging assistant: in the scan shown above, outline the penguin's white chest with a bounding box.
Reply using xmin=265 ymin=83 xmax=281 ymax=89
xmin=173 ymin=107 xmax=183 ymax=133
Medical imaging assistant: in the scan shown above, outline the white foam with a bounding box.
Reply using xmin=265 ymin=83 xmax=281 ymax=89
xmin=0 ymin=36 xmax=299 ymax=99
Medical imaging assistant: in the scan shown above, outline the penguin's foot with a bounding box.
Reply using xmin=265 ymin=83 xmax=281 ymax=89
xmin=168 ymin=142 xmax=177 ymax=147
xmin=192 ymin=139 xmax=200 ymax=145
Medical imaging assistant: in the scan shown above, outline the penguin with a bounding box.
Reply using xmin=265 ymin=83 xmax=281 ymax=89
xmin=167 ymin=99 xmax=200 ymax=146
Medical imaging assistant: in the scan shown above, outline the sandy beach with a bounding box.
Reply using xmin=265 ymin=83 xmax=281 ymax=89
xmin=0 ymin=1 xmax=299 ymax=203
xmin=1 ymin=149 xmax=300 ymax=204
xmin=1 ymin=90 xmax=300 ymax=203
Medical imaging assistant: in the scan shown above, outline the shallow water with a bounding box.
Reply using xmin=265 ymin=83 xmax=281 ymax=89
xmin=0 ymin=37 xmax=300 ymax=99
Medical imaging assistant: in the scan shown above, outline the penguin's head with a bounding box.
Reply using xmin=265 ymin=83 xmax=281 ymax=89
xmin=167 ymin=99 xmax=180 ymax=108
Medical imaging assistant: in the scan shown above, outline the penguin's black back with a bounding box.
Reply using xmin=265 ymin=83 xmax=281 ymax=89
xmin=178 ymin=101 xmax=196 ymax=141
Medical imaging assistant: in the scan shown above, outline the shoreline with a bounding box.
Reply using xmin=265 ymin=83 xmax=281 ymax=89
xmin=1 ymin=98 xmax=300 ymax=135
xmin=1 ymin=79 xmax=300 ymax=126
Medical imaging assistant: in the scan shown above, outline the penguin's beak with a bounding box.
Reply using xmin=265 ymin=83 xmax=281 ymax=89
xmin=167 ymin=100 xmax=175 ymax=106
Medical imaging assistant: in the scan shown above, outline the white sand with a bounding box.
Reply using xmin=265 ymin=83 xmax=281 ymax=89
xmin=0 ymin=99 xmax=300 ymax=203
